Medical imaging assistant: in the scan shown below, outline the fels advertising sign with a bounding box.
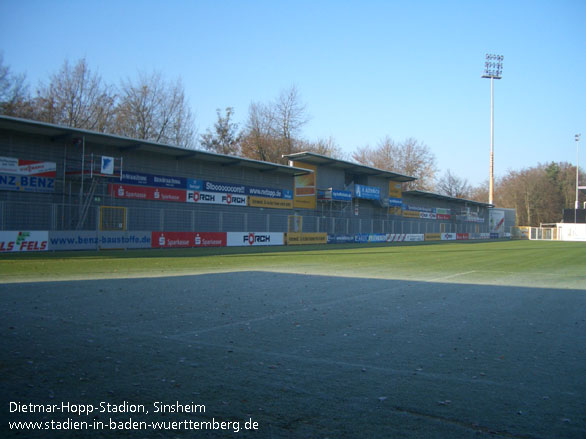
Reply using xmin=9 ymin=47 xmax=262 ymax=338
xmin=0 ymin=231 xmax=49 ymax=252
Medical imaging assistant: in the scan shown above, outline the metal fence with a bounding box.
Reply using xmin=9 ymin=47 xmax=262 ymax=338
xmin=0 ymin=200 xmax=485 ymax=235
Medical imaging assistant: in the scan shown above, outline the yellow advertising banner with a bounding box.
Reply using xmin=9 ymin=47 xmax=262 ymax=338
xmin=286 ymin=232 xmax=327 ymax=245
xmin=249 ymin=196 xmax=293 ymax=209
xmin=389 ymin=181 xmax=402 ymax=199
xmin=402 ymin=210 xmax=421 ymax=218
xmin=389 ymin=207 xmax=402 ymax=216
xmin=292 ymin=162 xmax=316 ymax=209
xmin=425 ymin=233 xmax=442 ymax=241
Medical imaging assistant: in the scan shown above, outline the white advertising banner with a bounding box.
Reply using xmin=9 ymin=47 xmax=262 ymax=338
xmin=441 ymin=233 xmax=457 ymax=241
xmin=0 ymin=231 xmax=49 ymax=252
xmin=186 ymin=190 xmax=247 ymax=206
xmin=226 ymin=232 xmax=284 ymax=247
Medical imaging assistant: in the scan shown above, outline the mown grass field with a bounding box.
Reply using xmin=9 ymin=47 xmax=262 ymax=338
xmin=2 ymin=239 xmax=585 ymax=438
xmin=1 ymin=240 xmax=585 ymax=288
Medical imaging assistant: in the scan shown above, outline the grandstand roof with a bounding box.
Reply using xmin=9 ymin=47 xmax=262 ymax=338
xmin=283 ymin=151 xmax=416 ymax=182
xmin=403 ymin=190 xmax=493 ymax=207
xmin=0 ymin=115 xmax=309 ymax=176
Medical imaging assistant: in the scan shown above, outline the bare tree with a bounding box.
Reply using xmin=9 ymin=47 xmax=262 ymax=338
xmin=299 ymin=136 xmax=346 ymax=159
xmin=0 ymin=54 xmax=30 ymax=117
xmin=115 ymin=71 xmax=196 ymax=148
xmin=34 ymin=58 xmax=115 ymax=131
xmin=200 ymin=107 xmax=241 ymax=155
xmin=241 ymin=85 xmax=310 ymax=163
xmin=240 ymin=101 xmax=278 ymax=162
xmin=352 ymin=137 xmax=437 ymax=190
xmin=273 ymin=85 xmax=310 ymax=155
xmin=436 ymin=169 xmax=471 ymax=198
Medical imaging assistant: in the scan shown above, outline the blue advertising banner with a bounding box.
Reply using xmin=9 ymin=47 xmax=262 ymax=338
xmin=354 ymin=234 xmax=370 ymax=243
xmin=354 ymin=184 xmax=380 ymax=200
xmin=332 ymin=190 xmax=352 ymax=202
xmin=119 ymin=172 xmax=187 ymax=189
xmin=248 ymin=186 xmax=293 ymax=199
xmin=48 ymin=231 xmax=151 ymax=251
xmin=0 ymin=173 xmax=55 ymax=192
xmin=202 ymin=180 xmax=247 ymax=194
xmin=116 ymin=172 xmax=292 ymax=200
xmin=389 ymin=197 xmax=402 ymax=207
xmin=327 ymin=234 xmax=355 ymax=244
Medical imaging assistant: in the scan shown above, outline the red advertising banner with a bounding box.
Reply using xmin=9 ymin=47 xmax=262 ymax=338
xmin=456 ymin=233 xmax=469 ymax=240
xmin=110 ymin=184 xmax=186 ymax=203
xmin=437 ymin=214 xmax=452 ymax=220
xmin=152 ymin=232 xmax=226 ymax=248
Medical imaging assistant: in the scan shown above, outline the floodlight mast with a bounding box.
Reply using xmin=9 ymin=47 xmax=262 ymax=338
xmin=482 ymin=54 xmax=503 ymax=205
xmin=576 ymin=134 xmax=581 ymax=213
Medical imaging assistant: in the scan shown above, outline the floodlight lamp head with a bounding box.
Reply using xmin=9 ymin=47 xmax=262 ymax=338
xmin=482 ymin=53 xmax=504 ymax=79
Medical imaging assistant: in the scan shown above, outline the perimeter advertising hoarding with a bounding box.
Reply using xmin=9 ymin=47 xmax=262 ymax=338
xmin=292 ymin=162 xmax=316 ymax=209
xmin=327 ymin=235 xmax=355 ymax=244
xmin=286 ymin=233 xmax=328 ymax=245
xmin=152 ymin=232 xmax=226 ymax=248
xmin=47 ymin=231 xmax=152 ymax=250
xmin=425 ymin=233 xmax=442 ymax=241
xmin=248 ymin=196 xmax=293 ymax=209
xmin=0 ymin=231 xmax=48 ymax=252
xmin=456 ymin=233 xmax=469 ymax=240
xmin=441 ymin=233 xmax=457 ymax=240
xmin=227 ymin=232 xmax=284 ymax=247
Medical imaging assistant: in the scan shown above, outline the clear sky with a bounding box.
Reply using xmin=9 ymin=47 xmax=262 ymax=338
xmin=1 ymin=0 xmax=584 ymax=186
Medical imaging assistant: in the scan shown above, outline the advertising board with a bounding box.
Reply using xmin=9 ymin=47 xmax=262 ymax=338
xmin=186 ymin=191 xmax=247 ymax=206
xmin=110 ymin=184 xmax=186 ymax=203
xmin=354 ymin=184 xmax=380 ymax=200
xmin=248 ymin=196 xmax=293 ymax=209
xmin=227 ymin=232 xmax=284 ymax=247
xmin=425 ymin=233 xmax=442 ymax=241
xmin=489 ymin=209 xmax=505 ymax=233
xmin=327 ymin=235 xmax=355 ymax=244
xmin=441 ymin=233 xmax=457 ymax=240
xmin=286 ymin=233 xmax=328 ymax=245
xmin=456 ymin=233 xmax=469 ymax=240
xmin=152 ymin=232 xmax=226 ymax=248
xmin=0 ymin=156 xmax=56 ymax=193
xmin=47 ymin=231 xmax=151 ymax=250
xmin=292 ymin=162 xmax=316 ymax=209
xmin=0 ymin=231 xmax=48 ymax=252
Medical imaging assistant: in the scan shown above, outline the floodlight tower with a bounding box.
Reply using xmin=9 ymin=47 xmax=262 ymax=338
xmin=482 ymin=54 xmax=503 ymax=205
xmin=576 ymin=134 xmax=581 ymax=212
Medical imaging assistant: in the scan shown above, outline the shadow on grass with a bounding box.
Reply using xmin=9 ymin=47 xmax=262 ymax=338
xmin=1 ymin=272 xmax=585 ymax=439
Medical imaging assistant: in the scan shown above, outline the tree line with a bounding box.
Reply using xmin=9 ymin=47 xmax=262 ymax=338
xmin=1 ymin=55 xmax=582 ymax=225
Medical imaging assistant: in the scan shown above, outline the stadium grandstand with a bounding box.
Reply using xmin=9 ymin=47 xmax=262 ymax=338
xmin=0 ymin=115 xmax=515 ymax=251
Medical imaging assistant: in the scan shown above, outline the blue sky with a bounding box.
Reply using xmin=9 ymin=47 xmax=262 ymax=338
xmin=1 ymin=0 xmax=585 ymax=186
